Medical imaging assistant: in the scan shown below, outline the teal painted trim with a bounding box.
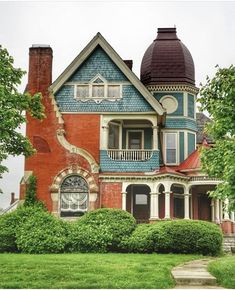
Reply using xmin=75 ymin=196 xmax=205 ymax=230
xmin=179 ymin=132 xmax=185 ymax=163
xmin=165 ymin=118 xmax=197 ymax=131
xmin=69 ymin=47 xmax=128 ymax=82
xmin=188 ymin=94 xmax=195 ymax=119
xmin=55 ymin=84 xmax=154 ymax=113
xmin=153 ymin=92 xmax=184 ymax=116
xmin=100 ymin=150 xmax=159 ymax=172
xmin=188 ymin=133 xmax=195 ymax=156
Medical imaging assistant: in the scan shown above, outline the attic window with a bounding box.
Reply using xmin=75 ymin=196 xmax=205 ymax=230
xmin=75 ymin=74 xmax=122 ymax=103
xmin=77 ymin=85 xmax=89 ymax=98
xmin=92 ymin=85 xmax=104 ymax=98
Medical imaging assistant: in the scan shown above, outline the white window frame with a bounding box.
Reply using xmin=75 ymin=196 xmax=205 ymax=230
xmin=164 ymin=132 xmax=179 ymax=165
xmin=74 ymin=74 xmax=122 ymax=103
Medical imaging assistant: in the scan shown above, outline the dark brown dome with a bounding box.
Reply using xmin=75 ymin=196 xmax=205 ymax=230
xmin=140 ymin=28 xmax=195 ymax=86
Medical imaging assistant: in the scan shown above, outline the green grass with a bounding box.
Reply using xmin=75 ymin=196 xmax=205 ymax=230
xmin=208 ymin=255 xmax=235 ymax=289
xmin=0 ymin=253 xmax=200 ymax=289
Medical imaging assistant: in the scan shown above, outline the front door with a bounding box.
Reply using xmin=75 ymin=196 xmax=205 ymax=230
xmin=126 ymin=185 xmax=150 ymax=223
xmin=128 ymin=131 xmax=143 ymax=149
xmin=198 ymin=193 xmax=212 ymax=221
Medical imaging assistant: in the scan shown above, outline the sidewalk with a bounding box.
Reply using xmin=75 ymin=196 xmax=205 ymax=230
xmin=171 ymin=258 xmax=225 ymax=289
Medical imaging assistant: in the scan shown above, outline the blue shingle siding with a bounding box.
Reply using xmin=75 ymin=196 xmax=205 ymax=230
xmin=69 ymin=47 xmax=127 ymax=82
xmin=55 ymin=85 xmax=154 ymax=112
xmin=165 ymin=118 xmax=197 ymax=131
xmin=153 ymin=92 xmax=184 ymax=116
xmin=100 ymin=150 xmax=159 ymax=172
xmin=188 ymin=133 xmax=196 ymax=156
xmin=188 ymin=94 xmax=195 ymax=118
xmin=55 ymin=46 xmax=155 ymax=113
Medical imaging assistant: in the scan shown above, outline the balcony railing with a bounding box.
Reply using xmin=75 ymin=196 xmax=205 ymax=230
xmin=107 ymin=149 xmax=153 ymax=161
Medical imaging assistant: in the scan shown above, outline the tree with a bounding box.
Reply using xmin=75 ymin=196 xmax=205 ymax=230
xmin=199 ymin=65 xmax=235 ymax=209
xmin=0 ymin=46 xmax=45 ymax=178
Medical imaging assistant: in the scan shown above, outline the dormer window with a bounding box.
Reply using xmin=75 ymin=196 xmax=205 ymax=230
xmin=77 ymin=85 xmax=89 ymax=98
xmin=75 ymin=74 xmax=122 ymax=103
xmin=92 ymin=85 xmax=104 ymax=98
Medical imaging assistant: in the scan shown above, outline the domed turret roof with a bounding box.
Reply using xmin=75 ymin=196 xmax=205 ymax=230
xmin=140 ymin=28 xmax=195 ymax=86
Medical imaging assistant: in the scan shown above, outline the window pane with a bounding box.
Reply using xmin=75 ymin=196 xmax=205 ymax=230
xmin=166 ymin=149 xmax=176 ymax=163
xmin=166 ymin=133 xmax=176 ymax=149
xmin=135 ymin=194 xmax=147 ymax=205
xmin=77 ymin=85 xmax=89 ymax=98
xmin=108 ymin=85 xmax=120 ymax=98
xmin=92 ymin=85 xmax=104 ymax=98
xmin=108 ymin=124 xmax=119 ymax=149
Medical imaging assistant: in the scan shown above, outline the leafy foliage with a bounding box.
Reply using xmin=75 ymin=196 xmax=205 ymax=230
xmin=199 ymin=65 xmax=235 ymax=208
xmin=121 ymin=220 xmax=222 ymax=256
xmin=66 ymin=208 xmax=136 ymax=253
xmin=0 ymin=46 xmax=45 ymax=177
xmin=16 ymin=210 xmax=67 ymax=254
xmin=0 ymin=205 xmax=46 ymax=252
xmin=23 ymin=174 xmax=44 ymax=207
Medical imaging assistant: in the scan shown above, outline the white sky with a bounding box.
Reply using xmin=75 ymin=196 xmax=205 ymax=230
xmin=0 ymin=0 xmax=234 ymax=209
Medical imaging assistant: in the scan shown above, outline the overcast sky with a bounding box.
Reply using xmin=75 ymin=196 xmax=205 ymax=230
xmin=0 ymin=0 xmax=234 ymax=209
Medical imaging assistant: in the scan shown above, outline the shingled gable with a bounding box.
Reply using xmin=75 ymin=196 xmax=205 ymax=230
xmin=50 ymin=32 xmax=165 ymax=116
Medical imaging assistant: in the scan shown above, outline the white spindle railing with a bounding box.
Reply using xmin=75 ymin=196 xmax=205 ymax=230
xmin=107 ymin=149 xmax=153 ymax=161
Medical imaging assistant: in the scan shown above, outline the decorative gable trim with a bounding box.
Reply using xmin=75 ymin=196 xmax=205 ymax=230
xmin=50 ymin=33 xmax=165 ymax=115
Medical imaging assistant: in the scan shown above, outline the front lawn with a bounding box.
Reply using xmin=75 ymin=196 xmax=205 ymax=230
xmin=0 ymin=253 xmax=200 ymax=289
xmin=208 ymin=255 xmax=235 ymax=289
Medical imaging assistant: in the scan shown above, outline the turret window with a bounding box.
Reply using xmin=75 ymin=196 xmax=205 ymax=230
xmin=165 ymin=133 xmax=177 ymax=164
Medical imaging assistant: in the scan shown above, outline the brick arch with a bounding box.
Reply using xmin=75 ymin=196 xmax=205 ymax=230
xmin=50 ymin=165 xmax=99 ymax=216
xmin=50 ymin=165 xmax=98 ymax=194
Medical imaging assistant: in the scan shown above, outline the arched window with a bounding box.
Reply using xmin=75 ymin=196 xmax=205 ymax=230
xmin=60 ymin=175 xmax=88 ymax=217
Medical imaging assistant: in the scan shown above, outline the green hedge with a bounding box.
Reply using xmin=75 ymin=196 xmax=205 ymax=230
xmin=0 ymin=205 xmax=46 ymax=252
xmin=121 ymin=220 xmax=223 ymax=256
xmin=16 ymin=210 xmax=68 ymax=254
xmin=67 ymin=208 xmax=136 ymax=253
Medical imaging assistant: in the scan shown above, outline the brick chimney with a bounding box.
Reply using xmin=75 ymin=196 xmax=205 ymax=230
xmin=28 ymin=45 xmax=53 ymax=96
xmin=124 ymin=60 xmax=133 ymax=71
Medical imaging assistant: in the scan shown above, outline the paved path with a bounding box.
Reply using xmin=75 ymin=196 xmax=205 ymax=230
xmin=172 ymin=258 xmax=225 ymax=289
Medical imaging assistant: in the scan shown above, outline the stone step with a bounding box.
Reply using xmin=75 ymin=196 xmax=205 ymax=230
xmin=171 ymin=259 xmax=218 ymax=287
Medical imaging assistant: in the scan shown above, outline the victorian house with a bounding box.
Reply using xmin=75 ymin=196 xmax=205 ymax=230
xmin=20 ymin=28 xmax=235 ymax=235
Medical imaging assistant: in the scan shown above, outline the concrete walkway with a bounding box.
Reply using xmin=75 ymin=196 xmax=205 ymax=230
xmin=172 ymin=258 xmax=225 ymax=289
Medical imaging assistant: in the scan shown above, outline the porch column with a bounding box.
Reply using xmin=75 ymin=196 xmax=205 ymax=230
xmin=122 ymin=191 xmax=127 ymax=211
xmin=211 ymin=199 xmax=215 ymax=222
xmin=215 ymin=199 xmax=220 ymax=223
xmin=152 ymin=126 xmax=158 ymax=150
xmin=184 ymin=193 xmax=190 ymax=219
xmin=101 ymin=125 xmax=109 ymax=150
xmin=150 ymin=192 xmax=160 ymax=220
xmin=164 ymin=191 xmax=171 ymax=219
xmin=231 ymin=212 xmax=235 ymax=222
xmin=223 ymin=198 xmax=230 ymax=220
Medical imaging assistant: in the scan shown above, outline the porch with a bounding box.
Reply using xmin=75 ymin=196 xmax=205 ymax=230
xmin=121 ymin=181 xmax=235 ymax=234
xmin=100 ymin=116 xmax=160 ymax=172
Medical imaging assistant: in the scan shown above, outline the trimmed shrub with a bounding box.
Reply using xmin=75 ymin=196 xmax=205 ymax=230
xmin=121 ymin=220 xmax=223 ymax=256
xmin=120 ymin=224 xmax=155 ymax=253
xmin=67 ymin=208 xmax=136 ymax=253
xmin=0 ymin=205 xmax=46 ymax=252
xmin=16 ymin=210 xmax=67 ymax=254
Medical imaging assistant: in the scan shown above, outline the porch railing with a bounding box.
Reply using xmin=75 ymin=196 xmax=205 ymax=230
xmin=107 ymin=149 xmax=153 ymax=161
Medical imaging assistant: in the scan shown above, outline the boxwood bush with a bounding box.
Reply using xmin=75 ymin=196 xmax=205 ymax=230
xmin=66 ymin=208 xmax=136 ymax=253
xmin=16 ymin=210 xmax=68 ymax=254
xmin=0 ymin=205 xmax=46 ymax=253
xmin=121 ymin=220 xmax=223 ymax=256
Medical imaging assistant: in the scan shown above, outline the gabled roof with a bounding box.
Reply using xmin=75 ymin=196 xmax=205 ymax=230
xmin=50 ymin=33 xmax=165 ymax=116
xmin=196 ymin=112 xmax=214 ymax=144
